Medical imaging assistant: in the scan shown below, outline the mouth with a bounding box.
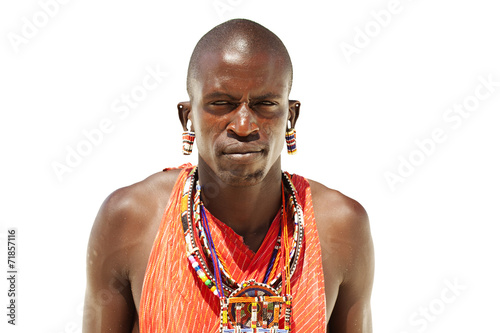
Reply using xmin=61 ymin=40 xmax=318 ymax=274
xmin=221 ymin=148 xmax=264 ymax=164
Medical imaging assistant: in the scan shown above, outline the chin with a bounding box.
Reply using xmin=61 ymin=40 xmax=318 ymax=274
xmin=199 ymin=152 xmax=281 ymax=187
xmin=217 ymin=167 xmax=266 ymax=187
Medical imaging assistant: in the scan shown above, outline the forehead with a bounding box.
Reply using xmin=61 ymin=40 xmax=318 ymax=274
xmin=194 ymin=50 xmax=290 ymax=98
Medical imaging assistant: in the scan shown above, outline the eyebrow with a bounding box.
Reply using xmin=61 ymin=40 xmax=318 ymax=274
xmin=203 ymin=92 xmax=283 ymax=101
xmin=203 ymin=92 xmax=236 ymax=100
xmin=252 ymin=93 xmax=283 ymax=100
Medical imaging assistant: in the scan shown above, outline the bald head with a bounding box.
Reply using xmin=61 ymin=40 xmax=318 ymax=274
xmin=186 ymin=19 xmax=293 ymax=100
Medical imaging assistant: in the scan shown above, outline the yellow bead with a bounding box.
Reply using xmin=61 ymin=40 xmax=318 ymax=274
xmin=222 ymin=310 xmax=227 ymax=323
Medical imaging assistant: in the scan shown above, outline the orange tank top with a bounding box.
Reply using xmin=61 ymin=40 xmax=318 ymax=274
xmin=139 ymin=165 xmax=326 ymax=332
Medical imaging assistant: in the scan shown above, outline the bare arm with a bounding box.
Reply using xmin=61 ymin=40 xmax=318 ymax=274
xmin=83 ymin=189 xmax=137 ymax=332
xmin=327 ymin=197 xmax=374 ymax=332
xmin=311 ymin=181 xmax=374 ymax=333
xmin=82 ymin=170 xmax=179 ymax=332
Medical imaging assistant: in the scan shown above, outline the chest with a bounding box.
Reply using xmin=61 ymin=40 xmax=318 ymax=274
xmin=137 ymin=212 xmax=329 ymax=332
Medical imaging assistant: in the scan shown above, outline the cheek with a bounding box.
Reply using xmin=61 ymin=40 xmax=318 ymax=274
xmin=262 ymin=121 xmax=286 ymax=146
xmin=202 ymin=113 xmax=227 ymax=136
xmin=193 ymin=113 xmax=228 ymax=151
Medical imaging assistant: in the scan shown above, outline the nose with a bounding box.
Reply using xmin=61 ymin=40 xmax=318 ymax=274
xmin=227 ymin=103 xmax=259 ymax=137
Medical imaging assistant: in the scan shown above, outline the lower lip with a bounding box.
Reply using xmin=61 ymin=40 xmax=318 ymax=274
xmin=223 ymin=151 xmax=263 ymax=164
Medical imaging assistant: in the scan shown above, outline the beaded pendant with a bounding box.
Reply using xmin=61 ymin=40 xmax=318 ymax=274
xmin=220 ymin=280 xmax=292 ymax=332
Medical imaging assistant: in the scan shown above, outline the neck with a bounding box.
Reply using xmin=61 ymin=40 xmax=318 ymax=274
xmin=197 ymin=158 xmax=282 ymax=251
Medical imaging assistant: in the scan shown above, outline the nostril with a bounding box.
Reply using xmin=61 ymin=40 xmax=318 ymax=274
xmin=226 ymin=130 xmax=260 ymax=143
xmin=228 ymin=107 xmax=259 ymax=137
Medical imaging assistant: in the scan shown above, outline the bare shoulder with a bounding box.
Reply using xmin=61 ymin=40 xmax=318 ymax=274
xmin=308 ymin=179 xmax=369 ymax=233
xmin=95 ymin=169 xmax=182 ymax=225
xmin=307 ymin=179 xmax=373 ymax=281
xmin=87 ymin=168 xmax=182 ymax=275
xmin=92 ymin=169 xmax=182 ymax=233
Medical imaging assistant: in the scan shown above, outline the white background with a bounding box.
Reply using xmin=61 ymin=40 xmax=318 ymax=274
xmin=1 ymin=0 xmax=499 ymax=332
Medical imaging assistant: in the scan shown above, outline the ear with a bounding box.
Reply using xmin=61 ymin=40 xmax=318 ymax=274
xmin=288 ymin=100 xmax=301 ymax=129
xmin=177 ymin=101 xmax=192 ymax=131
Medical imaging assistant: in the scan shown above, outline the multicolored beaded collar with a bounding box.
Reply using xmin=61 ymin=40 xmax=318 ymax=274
xmin=180 ymin=167 xmax=305 ymax=332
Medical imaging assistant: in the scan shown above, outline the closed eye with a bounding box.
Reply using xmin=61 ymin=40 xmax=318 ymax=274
xmin=254 ymin=101 xmax=278 ymax=106
xmin=212 ymin=100 xmax=231 ymax=105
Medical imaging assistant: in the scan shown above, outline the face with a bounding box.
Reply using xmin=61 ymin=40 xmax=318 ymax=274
xmin=185 ymin=48 xmax=296 ymax=186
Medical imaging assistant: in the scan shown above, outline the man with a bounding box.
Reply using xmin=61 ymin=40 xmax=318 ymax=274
xmin=83 ymin=19 xmax=374 ymax=332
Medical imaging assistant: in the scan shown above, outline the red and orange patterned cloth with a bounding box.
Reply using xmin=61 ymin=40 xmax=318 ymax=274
xmin=140 ymin=165 xmax=326 ymax=332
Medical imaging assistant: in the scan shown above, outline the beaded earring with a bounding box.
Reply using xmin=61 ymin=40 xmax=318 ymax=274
xmin=182 ymin=131 xmax=195 ymax=155
xmin=285 ymin=128 xmax=297 ymax=155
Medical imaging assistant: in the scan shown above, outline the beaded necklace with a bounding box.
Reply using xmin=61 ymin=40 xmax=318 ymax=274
xmin=181 ymin=168 xmax=304 ymax=332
